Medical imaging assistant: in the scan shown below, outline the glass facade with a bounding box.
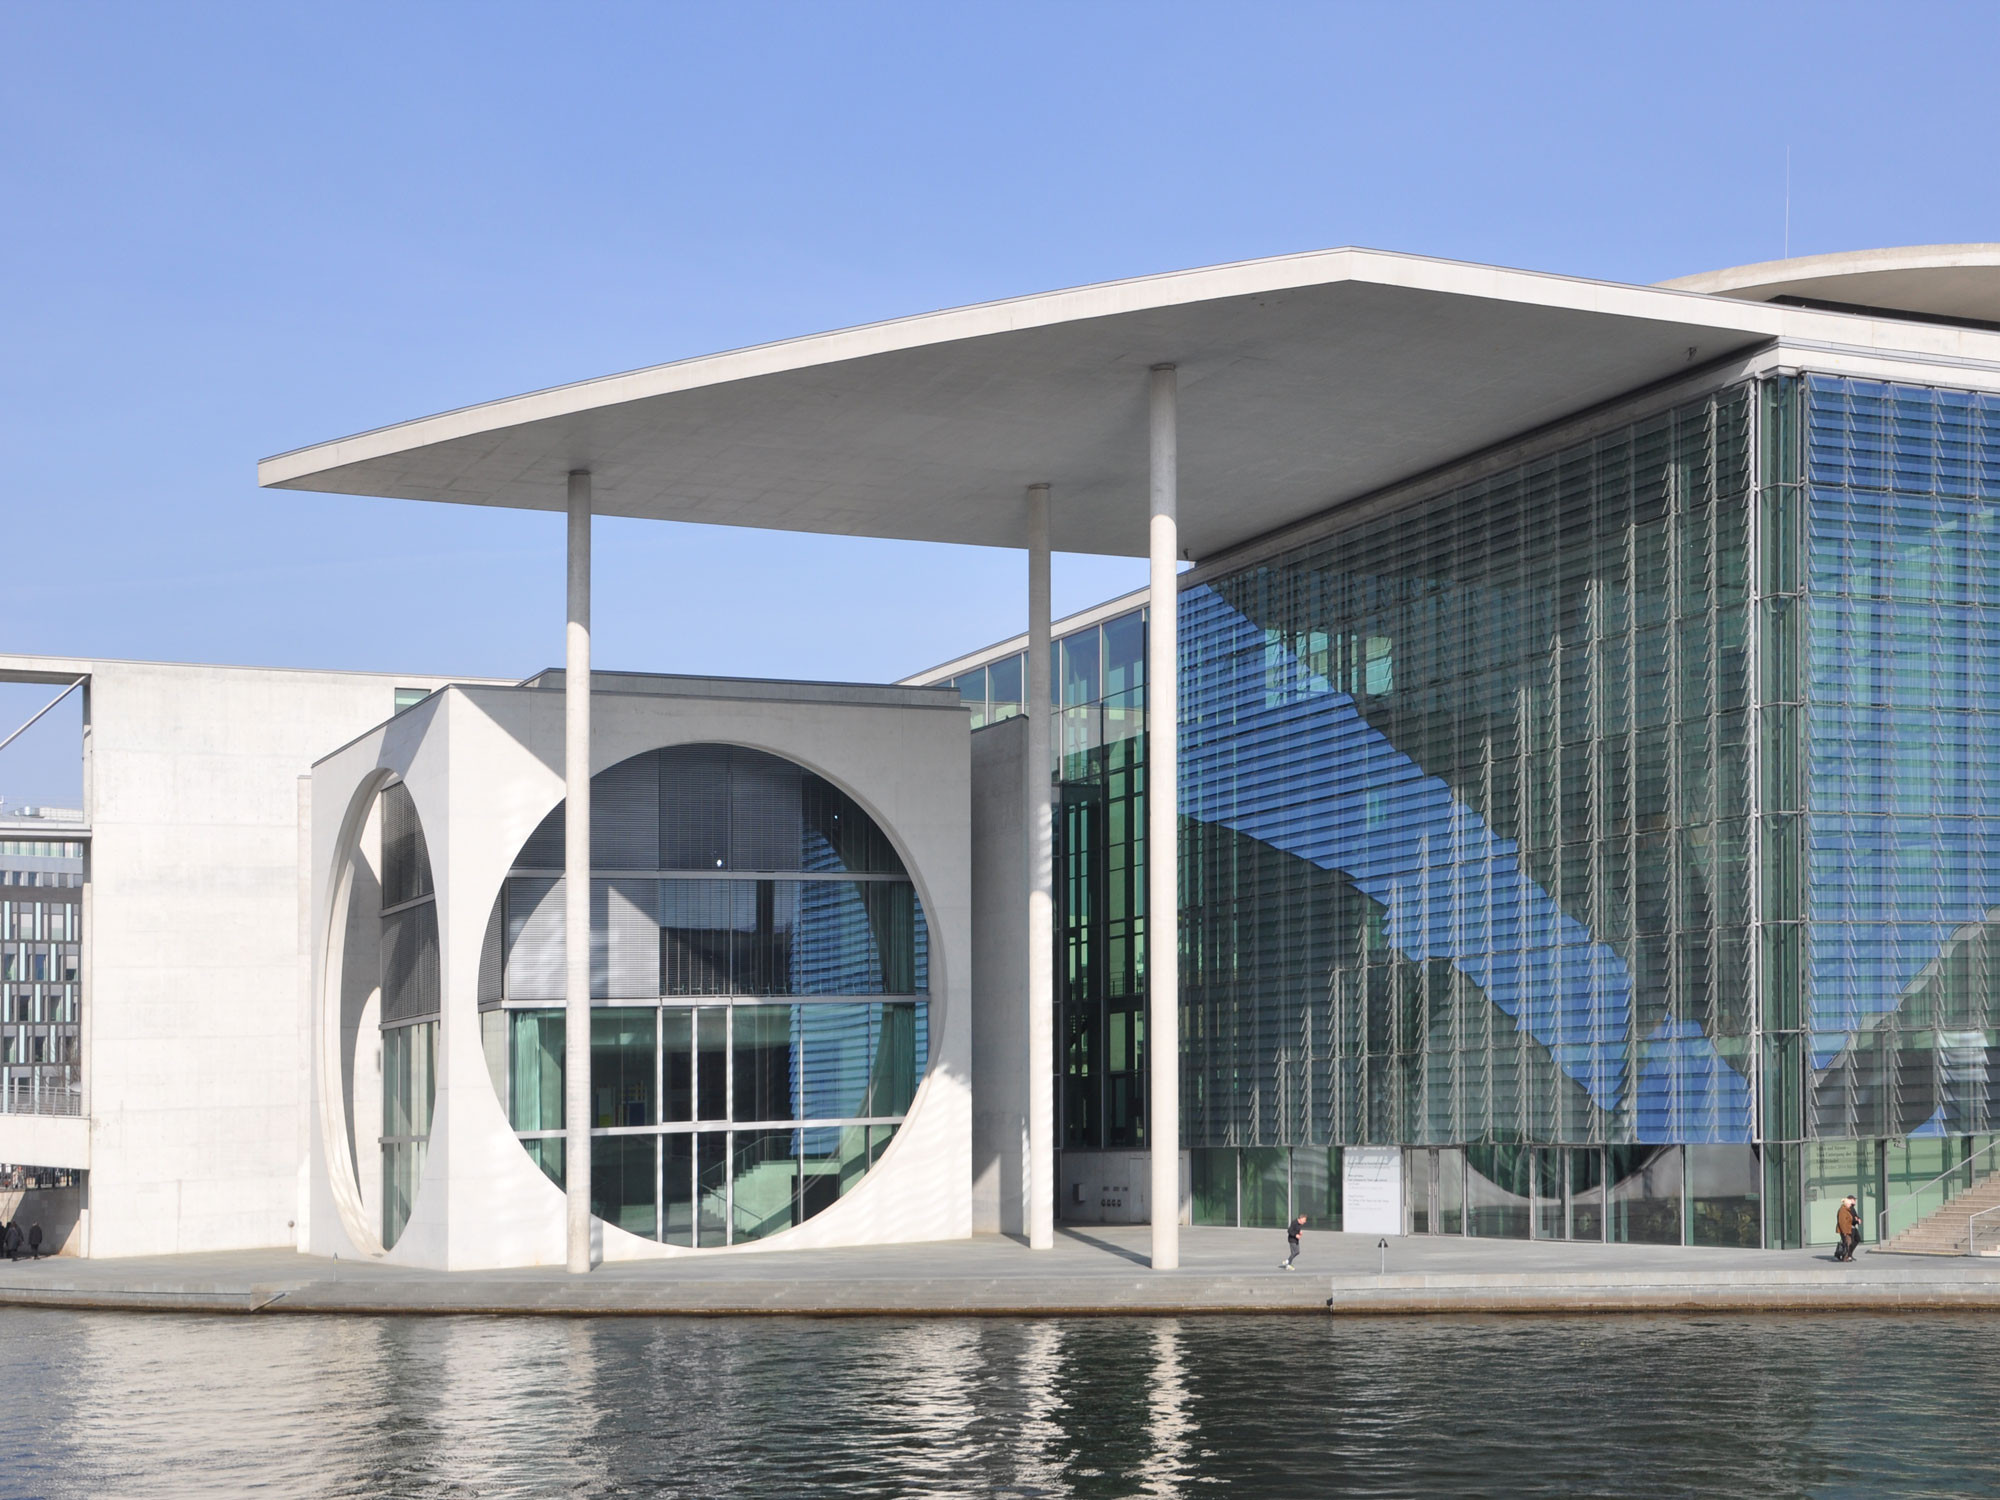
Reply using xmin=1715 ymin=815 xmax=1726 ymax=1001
xmin=484 ymin=745 xmax=930 ymax=1246
xmin=1183 ymin=386 xmax=1760 ymax=1173
xmin=927 ymin=370 xmax=2000 ymax=1250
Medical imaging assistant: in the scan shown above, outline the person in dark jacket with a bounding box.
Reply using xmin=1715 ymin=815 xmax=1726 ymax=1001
xmin=0 ymin=1219 xmax=10 ymax=1262
xmin=1 ymin=1221 xmax=19 ymax=1262
xmin=26 ymin=1224 xmax=42 ymax=1259
xmin=1281 ymin=1214 xmax=1307 ymax=1269
xmin=1834 ymin=1195 xmax=1861 ymax=1262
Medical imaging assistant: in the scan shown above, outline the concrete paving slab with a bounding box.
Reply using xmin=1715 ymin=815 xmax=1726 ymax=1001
xmin=3 ymin=1227 xmax=1997 ymax=1318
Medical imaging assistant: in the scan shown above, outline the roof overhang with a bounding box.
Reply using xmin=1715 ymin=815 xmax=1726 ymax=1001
xmin=261 ymin=247 xmax=1808 ymax=559
xmin=1663 ymin=244 xmax=2000 ymax=328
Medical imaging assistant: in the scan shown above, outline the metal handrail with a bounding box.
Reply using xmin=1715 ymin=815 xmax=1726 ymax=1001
xmin=1877 ymin=1135 xmax=2000 ymax=1245
xmin=1970 ymin=1203 xmax=2000 ymax=1258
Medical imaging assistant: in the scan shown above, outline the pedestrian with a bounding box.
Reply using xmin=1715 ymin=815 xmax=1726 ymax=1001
xmin=1834 ymin=1194 xmax=1860 ymax=1262
xmin=1281 ymin=1214 xmax=1307 ymax=1270
xmin=1 ymin=1221 xmax=19 ymax=1262
xmin=26 ymin=1224 xmax=41 ymax=1260
xmin=0 ymin=1218 xmax=10 ymax=1262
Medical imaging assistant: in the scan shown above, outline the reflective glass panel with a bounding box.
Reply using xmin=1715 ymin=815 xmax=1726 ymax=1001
xmin=732 ymin=1004 xmax=797 ymax=1124
xmin=1407 ymin=1148 xmax=1435 ymax=1234
xmin=1191 ymin=1148 xmax=1235 ymax=1226
xmin=1291 ymin=1146 xmax=1341 ymax=1230
xmin=1241 ymin=1147 xmax=1288 ymax=1227
xmin=1569 ymin=1147 xmax=1605 ymax=1240
xmin=800 ymin=1124 xmax=871 ymax=1221
xmin=798 ymin=1002 xmax=872 ymax=1120
xmin=508 ymin=1011 xmax=564 ymax=1132
xmin=1467 ymin=1146 xmax=1532 ymax=1239
xmin=732 ymin=1129 xmax=799 ymax=1242
xmin=988 ymin=653 xmax=1024 ymax=722
xmin=1688 ymin=1143 xmax=1761 ymax=1247
xmin=1436 ymin=1147 xmax=1466 ymax=1235
xmin=1608 ymin=1144 xmax=1684 ymax=1245
xmin=1533 ymin=1148 xmax=1565 ymax=1239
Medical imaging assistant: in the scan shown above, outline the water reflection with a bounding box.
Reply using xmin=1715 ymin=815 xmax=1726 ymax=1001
xmin=1 ymin=1309 xmax=1989 ymax=1497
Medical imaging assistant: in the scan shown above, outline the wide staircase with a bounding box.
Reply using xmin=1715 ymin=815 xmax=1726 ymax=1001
xmin=1876 ymin=1159 xmax=2000 ymax=1256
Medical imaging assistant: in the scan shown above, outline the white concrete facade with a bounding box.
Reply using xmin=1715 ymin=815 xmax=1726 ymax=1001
xmin=0 ymin=654 xmax=477 ymax=1257
xmin=305 ymin=674 xmax=971 ymax=1270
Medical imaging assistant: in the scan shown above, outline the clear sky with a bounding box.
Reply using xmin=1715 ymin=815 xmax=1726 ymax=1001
xmin=3 ymin=1 xmax=1999 ymax=803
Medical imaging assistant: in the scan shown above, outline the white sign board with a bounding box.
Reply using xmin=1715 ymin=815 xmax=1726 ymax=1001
xmin=1343 ymin=1147 xmax=1404 ymax=1235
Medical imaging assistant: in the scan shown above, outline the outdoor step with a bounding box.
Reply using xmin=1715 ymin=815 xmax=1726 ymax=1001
xmin=1878 ymin=1164 xmax=2000 ymax=1256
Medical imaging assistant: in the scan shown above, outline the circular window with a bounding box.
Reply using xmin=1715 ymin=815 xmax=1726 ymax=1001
xmin=478 ymin=745 xmax=930 ymax=1246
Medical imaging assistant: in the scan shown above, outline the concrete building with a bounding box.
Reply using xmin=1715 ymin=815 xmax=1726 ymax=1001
xmin=7 ymin=244 xmax=2000 ymax=1262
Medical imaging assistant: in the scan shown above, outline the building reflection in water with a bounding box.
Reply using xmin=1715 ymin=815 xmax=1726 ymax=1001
xmin=3 ymin=1308 xmax=1998 ymax=1496
xmin=1136 ymin=1320 xmax=1194 ymax=1497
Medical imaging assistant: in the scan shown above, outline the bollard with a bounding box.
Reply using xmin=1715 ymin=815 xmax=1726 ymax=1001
xmin=1377 ymin=1237 xmax=1388 ymax=1276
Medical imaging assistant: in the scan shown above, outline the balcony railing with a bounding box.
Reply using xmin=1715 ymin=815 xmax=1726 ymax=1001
xmin=0 ymin=1078 xmax=83 ymax=1117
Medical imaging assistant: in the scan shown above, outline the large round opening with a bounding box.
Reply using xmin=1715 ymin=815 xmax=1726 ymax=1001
xmin=478 ymin=744 xmax=931 ymax=1246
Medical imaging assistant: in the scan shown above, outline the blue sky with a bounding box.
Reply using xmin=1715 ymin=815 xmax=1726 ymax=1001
xmin=3 ymin=0 xmax=1998 ymax=804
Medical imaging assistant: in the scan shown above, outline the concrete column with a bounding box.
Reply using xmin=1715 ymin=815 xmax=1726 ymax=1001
xmin=1147 ymin=365 xmax=1180 ymax=1271
xmin=564 ymin=470 xmax=594 ymax=1273
xmin=1025 ymin=483 xmax=1056 ymax=1250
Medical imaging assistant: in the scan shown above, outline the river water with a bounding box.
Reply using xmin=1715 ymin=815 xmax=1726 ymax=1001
xmin=2 ymin=1308 xmax=1992 ymax=1497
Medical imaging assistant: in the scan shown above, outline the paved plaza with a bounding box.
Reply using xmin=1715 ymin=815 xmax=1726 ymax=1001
xmin=3 ymin=1227 xmax=1997 ymax=1317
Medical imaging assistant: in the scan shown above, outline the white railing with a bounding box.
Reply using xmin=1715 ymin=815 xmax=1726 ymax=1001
xmin=0 ymin=1082 xmax=83 ymax=1117
xmin=1877 ymin=1136 xmax=2000 ymax=1246
xmin=1970 ymin=1203 xmax=2000 ymax=1258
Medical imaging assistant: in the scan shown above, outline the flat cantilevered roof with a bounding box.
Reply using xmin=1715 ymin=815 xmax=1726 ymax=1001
xmin=261 ymin=247 xmax=1933 ymax=560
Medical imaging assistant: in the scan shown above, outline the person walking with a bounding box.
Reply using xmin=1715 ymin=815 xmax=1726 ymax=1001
xmin=1281 ymin=1214 xmax=1307 ymax=1270
xmin=1834 ymin=1194 xmax=1860 ymax=1262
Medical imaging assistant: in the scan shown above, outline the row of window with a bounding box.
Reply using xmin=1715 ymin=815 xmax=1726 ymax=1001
xmin=0 ymin=899 xmax=79 ymax=941
xmin=1 ymin=947 xmax=79 ymax=982
xmin=500 ymin=1001 xmax=928 ymax=1133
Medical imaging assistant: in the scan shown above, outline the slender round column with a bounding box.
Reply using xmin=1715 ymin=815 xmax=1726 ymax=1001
xmin=564 ymin=470 xmax=594 ymax=1273
xmin=1025 ymin=483 xmax=1056 ymax=1250
xmin=1147 ymin=366 xmax=1180 ymax=1271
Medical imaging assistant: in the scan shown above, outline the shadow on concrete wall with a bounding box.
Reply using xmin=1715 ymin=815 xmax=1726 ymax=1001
xmin=1 ymin=1187 xmax=83 ymax=1256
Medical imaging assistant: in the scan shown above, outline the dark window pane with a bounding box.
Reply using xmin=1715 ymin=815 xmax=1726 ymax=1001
xmin=663 ymin=1134 xmax=694 ymax=1246
xmin=696 ymin=1008 xmax=727 ymax=1120
xmin=662 ymin=1009 xmax=692 ymax=1122
xmin=696 ymin=1132 xmax=728 ymax=1246
xmin=591 ymin=1007 xmax=655 ymax=1128
xmin=590 ymin=1134 xmax=658 ymax=1240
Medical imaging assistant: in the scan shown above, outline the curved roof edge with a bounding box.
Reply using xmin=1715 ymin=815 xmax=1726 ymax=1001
xmin=1662 ymin=244 xmax=2000 ymax=327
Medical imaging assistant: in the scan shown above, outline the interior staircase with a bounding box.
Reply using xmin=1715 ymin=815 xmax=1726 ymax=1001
xmin=1875 ymin=1167 xmax=2000 ymax=1256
